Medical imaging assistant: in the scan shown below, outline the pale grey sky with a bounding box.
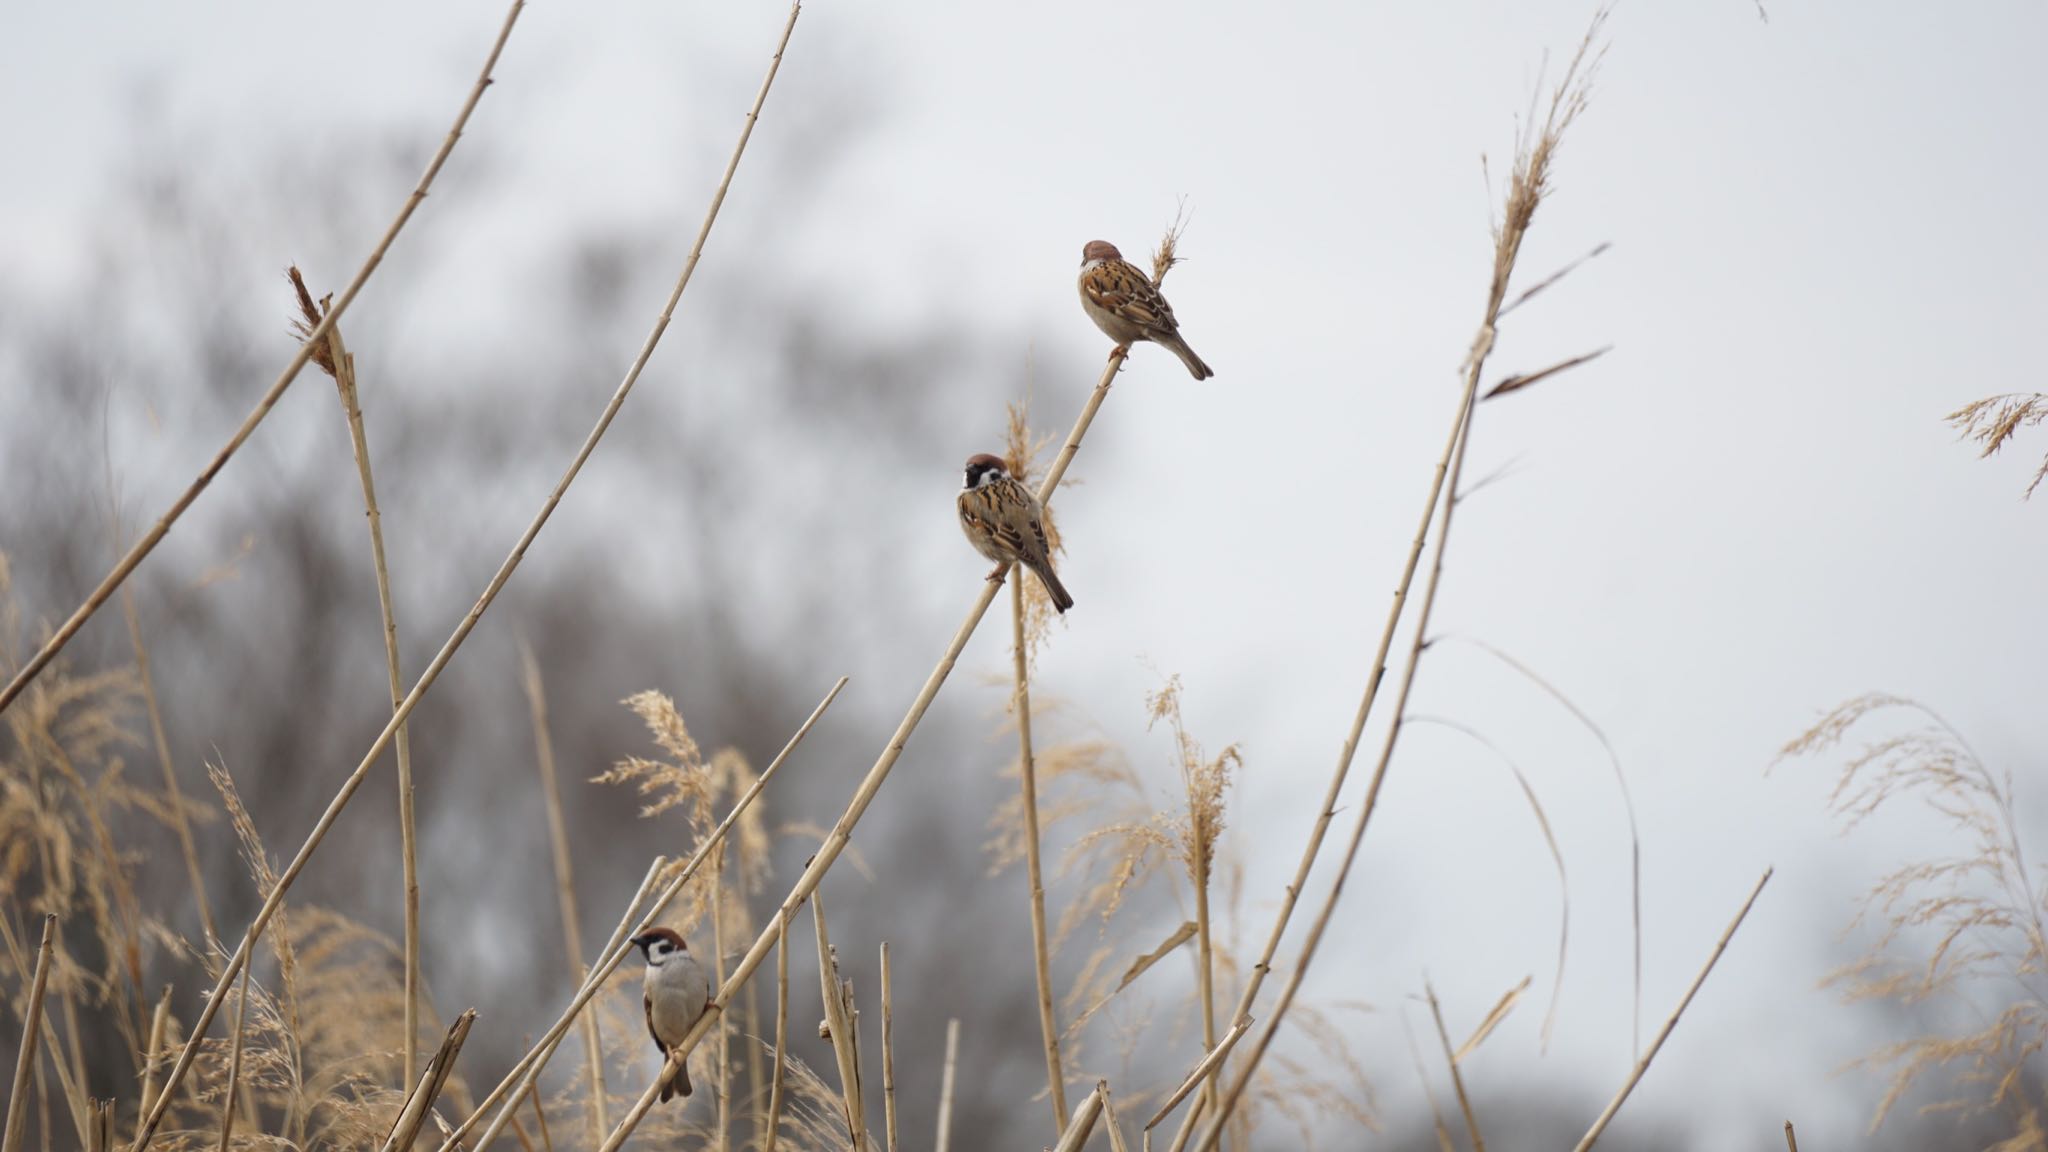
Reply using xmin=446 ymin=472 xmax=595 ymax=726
xmin=6 ymin=1 xmax=2046 ymax=1145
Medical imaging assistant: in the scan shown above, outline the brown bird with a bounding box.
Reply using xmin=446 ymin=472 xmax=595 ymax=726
xmin=1077 ymin=239 xmax=1213 ymax=379
xmin=631 ymin=928 xmax=711 ymax=1101
xmin=956 ymin=453 xmax=1074 ymax=613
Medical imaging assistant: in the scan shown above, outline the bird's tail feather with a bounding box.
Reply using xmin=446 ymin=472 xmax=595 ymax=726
xmin=1034 ymin=564 xmax=1075 ymax=614
xmin=1164 ymin=334 xmax=1213 ymax=380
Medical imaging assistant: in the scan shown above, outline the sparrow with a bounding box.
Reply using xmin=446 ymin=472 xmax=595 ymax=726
xmin=1077 ymin=239 xmax=1213 ymax=380
xmin=957 ymin=453 xmax=1074 ymax=613
xmin=631 ymin=928 xmax=712 ymax=1101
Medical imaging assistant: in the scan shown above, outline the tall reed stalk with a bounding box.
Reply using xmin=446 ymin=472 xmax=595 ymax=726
xmin=1192 ymin=20 xmax=1606 ymax=1150
xmin=1011 ymin=525 xmax=1067 ymax=1131
xmin=517 ymin=649 xmax=607 ymax=1147
xmin=289 ymin=266 xmax=423 ymax=1089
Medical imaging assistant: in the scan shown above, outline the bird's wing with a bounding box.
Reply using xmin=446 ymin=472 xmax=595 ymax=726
xmin=964 ymin=490 xmax=1032 ymax=557
xmin=1082 ymin=259 xmax=1179 ymax=335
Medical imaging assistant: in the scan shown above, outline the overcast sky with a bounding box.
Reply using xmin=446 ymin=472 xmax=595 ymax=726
xmin=6 ymin=1 xmax=2047 ymax=1145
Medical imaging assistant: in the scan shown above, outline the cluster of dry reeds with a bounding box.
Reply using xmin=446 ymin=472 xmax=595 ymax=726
xmin=1762 ymin=367 xmax=2048 ymax=1146
xmin=0 ymin=4 xmax=1788 ymax=1151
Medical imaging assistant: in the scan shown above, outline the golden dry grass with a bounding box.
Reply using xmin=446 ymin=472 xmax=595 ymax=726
xmin=1948 ymin=393 xmax=2048 ymax=497
xmin=1781 ymin=695 xmax=2048 ymax=1141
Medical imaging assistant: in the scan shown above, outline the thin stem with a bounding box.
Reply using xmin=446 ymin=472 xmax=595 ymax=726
xmin=87 ymin=1100 xmax=113 ymax=1152
xmin=1425 ymin=983 xmax=1485 ymax=1152
xmin=1100 ymin=1082 xmax=1131 ymax=1152
xmin=1149 ymin=1017 xmax=1252 ymax=1135
xmin=529 ymin=1085 xmax=552 ymax=1152
xmin=306 ymin=268 xmax=423 ymax=1090
xmin=215 ymin=965 xmax=252 ymax=1152
xmin=762 ymin=913 xmax=790 ymax=1152
xmin=137 ymin=984 xmax=171 ymax=1134
xmin=1 ymin=915 xmax=56 ymax=1152
xmin=516 ymin=648 xmax=606 ymax=1148
xmin=880 ymin=943 xmax=898 ymax=1152
xmin=810 ymin=892 xmax=865 ymax=1151
xmin=934 ymin=1019 xmax=959 ymax=1152
xmin=711 ymin=851 xmax=731 ymax=1152
xmin=1571 ymin=869 xmax=1772 ymax=1152
xmin=1192 ymin=854 xmax=1217 ymax=1119
xmin=1050 ymin=1087 xmax=1106 ymax=1152
xmin=1010 ymin=572 xmax=1068 ymax=1129
xmin=382 ymin=1012 xmax=476 ymax=1152
xmin=0 ymin=0 xmax=526 ymax=719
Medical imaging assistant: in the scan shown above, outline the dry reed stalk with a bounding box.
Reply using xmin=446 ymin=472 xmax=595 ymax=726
xmin=1051 ymin=1086 xmax=1106 ymax=1152
xmin=1009 ymin=572 xmax=1069 ymax=1129
xmin=87 ymin=1100 xmax=113 ymax=1152
xmin=1147 ymin=1016 xmax=1252 ymax=1135
xmin=506 ymin=1111 xmax=537 ymax=1152
xmin=289 ymin=266 xmax=424 ymax=1088
xmin=1571 ymin=868 xmax=1772 ymax=1152
xmin=516 ymin=648 xmax=607 ymax=1148
xmin=1424 ymin=983 xmax=1486 ymax=1152
xmin=120 ymin=589 xmax=215 ymax=944
xmin=30 ymin=946 xmax=91 ymax=1149
xmin=529 ymin=1087 xmax=553 ymax=1152
xmin=132 ymin=2 xmax=802 ymax=1138
xmin=879 ymin=943 xmax=897 ymax=1152
xmin=446 ymin=676 xmax=843 ymax=1152
xmin=763 ymin=912 xmax=791 ymax=1152
xmin=809 ymin=892 xmax=866 ymax=1151
xmin=382 ymin=1011 xmax=476 ymax=1152
xmin=1101 ymin=1082 xmax=1131 ymax=1152
xmin=711 ymin=852 xmax=731 ymax=1152
xmin=1164 ymin=1094 xmax=1207 ymax=1152
xmin=1190 ymin=24 xmax=1606 ymax=1150
xmin=1783 ymin=1120 xmax=1798 ymax=1151
xmin=1 ymin=915 xmax=56 ymax=1152
xmin=1401 ymin=1010 xmax=1459 ymax=1152
xmin=215 ymin=964 xmax=252 ymax=1152
xmin=1064 ymin=921 xmax=1196 ymax=1041
xmin=0 ymin=0 xmax=526 ymax=719
xmin=138 ymin=984 xmax=171 ymax=1127
xmin=934 ymin=1019 xmax=959 ymax=1152
xmin=739 ymin=862 xmax=766 ymax=1148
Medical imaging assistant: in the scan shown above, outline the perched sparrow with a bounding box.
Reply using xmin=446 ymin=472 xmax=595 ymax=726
xmin=1077 ymin=240 xmax=1213 ymax=380
xmin=631 ymin=928 xmax=712 ymax=1101
xmin=957 ymin=453 xmax=1074 ymax=613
